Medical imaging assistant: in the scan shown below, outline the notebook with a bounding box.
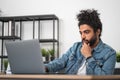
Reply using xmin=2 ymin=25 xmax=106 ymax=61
xmin=5 ymin=39 xmax=45 ymax=74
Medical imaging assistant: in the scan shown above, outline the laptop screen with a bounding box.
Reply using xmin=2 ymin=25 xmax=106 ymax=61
xmin=5 ymin=39 xmax=45 ymax=74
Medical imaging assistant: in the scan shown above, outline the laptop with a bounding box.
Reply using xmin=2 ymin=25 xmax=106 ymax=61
xmin=5 ymin=39 xmax=45 ymax=74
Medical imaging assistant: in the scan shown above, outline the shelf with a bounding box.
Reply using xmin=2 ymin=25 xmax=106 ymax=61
xmin=0 ymin=56 xmax=8 ymax=58
xmin=0 ymin=36 xmax=21 ymax=40
xmin=0 ymin=14 xmax=59 ymax=72
xmin=0 ymin=14 xmax=59 ymax=22
xmin=39 ymin=39 xmax=58 ymax=43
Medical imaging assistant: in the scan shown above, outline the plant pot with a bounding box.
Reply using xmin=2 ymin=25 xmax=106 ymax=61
xmin=50 ymin=56 xmax=55 ymax=61
xmin=115 ymin=62 xmax=120 ymax=68
xmin=42 ymin=57 xmax=46 ymax=62
xmin=45 ymin=56 xmax=49 ymax=61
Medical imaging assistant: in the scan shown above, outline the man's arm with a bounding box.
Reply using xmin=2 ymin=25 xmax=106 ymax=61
xmin=44 ymin=42 xmax=79 ymax=73
xmin=44 ymin=47 xmax=74 ymax=72
xmin=86 ymin=50 xmax=116 ymax=75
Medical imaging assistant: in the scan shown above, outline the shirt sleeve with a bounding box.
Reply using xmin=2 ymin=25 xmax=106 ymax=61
xmin=86 ymin=50 xmax=116 ymax=75
xmin=45 ymin=42 xmax=79 ymax=73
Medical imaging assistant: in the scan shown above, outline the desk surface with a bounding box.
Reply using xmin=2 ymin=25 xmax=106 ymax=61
xmin=0 ymin=74 xmax=120 ymax=80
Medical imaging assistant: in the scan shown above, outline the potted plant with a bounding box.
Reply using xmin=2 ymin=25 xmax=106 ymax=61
xmin=3 ymin=59 xmax=8 ymax=73
xmin=41 ymin=48 xmax=49 ymax=61
xmin=116 ymin=53 xmax=120 ymax=62
xmin=48 ymin=49 xmax=55 ymax=61
xmin=115 ymin=51 xmax=120 ymax=68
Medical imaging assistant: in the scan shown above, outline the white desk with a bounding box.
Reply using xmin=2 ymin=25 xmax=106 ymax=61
xmin=0 ymin=74 xmax=120 ymax=80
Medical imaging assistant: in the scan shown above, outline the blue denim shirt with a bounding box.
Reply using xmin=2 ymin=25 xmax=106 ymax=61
xmin=45 ymin=40 xmax=116 ymax=75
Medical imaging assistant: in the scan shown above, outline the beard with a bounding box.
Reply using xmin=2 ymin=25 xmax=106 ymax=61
xmin=82 ymin=34 xmax=97 ymax=46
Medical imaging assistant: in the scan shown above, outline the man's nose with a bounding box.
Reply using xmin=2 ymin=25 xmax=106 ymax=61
xmin=81 ymin=34 xmax=85 ymax=39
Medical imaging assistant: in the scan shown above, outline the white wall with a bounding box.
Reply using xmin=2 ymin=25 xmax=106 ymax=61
xmin=0 ymin=0 xmax=120 ymax=57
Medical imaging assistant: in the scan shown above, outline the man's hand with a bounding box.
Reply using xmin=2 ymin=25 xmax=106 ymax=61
xmin=81 ymin=42 xmax=92 ymax=58
xmin=45 ymin=66 xmax=49 ymax=72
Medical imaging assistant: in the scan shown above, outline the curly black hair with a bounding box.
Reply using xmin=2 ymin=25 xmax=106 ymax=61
xmin=77 ymin=9 xmax=102 ymax=37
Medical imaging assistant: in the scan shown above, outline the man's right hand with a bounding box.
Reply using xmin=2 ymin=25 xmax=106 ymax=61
xmin=81 ymin=42 xmax=92 ymax=58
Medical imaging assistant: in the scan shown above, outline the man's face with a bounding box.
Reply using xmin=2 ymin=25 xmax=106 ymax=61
xmin=79 ymin=24 xmax=99 ymax=47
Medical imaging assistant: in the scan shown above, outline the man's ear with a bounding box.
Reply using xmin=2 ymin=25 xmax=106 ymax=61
xmin=96 ymin=29 xmax=100 ymax=36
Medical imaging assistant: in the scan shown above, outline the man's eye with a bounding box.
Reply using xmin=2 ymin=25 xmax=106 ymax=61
xmin=85 ymin=31 xmax=89 ymax=34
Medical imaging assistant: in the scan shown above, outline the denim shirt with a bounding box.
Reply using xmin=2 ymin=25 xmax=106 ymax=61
xmin=45 ymin=40 xmax=116 ymax=75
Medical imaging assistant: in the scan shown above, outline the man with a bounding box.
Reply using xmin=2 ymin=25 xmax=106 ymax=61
xmin=45 ymin=9 xmax=116 ymax=75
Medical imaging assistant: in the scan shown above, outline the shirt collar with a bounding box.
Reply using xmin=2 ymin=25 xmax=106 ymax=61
xmin=93 ymin=39 xmax=104 ymax=53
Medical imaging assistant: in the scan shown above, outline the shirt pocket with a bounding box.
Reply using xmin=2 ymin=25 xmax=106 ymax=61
xmin=96 ymin=59 xmax=104 ymax=68
xmin=65 ymin=55 xmax=76 ymax=72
